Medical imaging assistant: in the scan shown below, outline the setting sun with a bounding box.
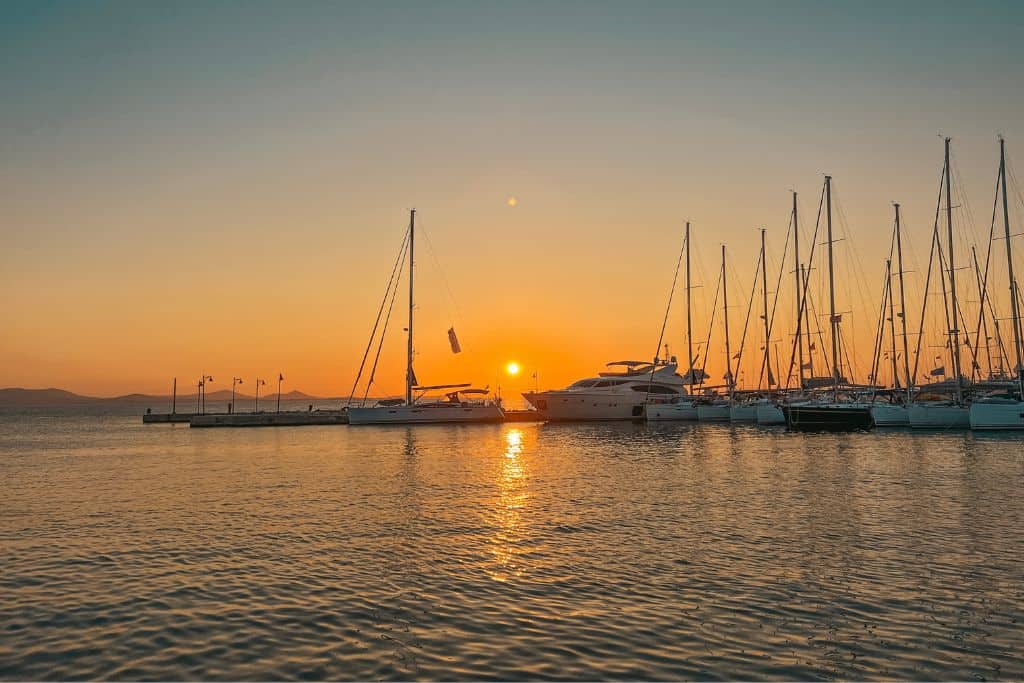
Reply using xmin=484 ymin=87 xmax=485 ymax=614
xmin=506 ymin=362 xmax=520 ymax=376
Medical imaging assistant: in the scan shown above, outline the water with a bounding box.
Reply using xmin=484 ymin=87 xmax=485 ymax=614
xmin=2 ymin=407 xmax=1023 ymax=680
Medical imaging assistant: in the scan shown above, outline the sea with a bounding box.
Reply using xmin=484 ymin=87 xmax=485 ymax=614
xmin=2 ymin=404 xmax=1022 ymax=681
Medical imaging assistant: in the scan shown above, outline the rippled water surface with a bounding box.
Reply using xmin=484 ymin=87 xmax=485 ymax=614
xmin=2 ymin=408 xmax=1023 ymax=680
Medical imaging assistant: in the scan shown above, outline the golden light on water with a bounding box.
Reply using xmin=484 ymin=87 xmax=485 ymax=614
xmin=490 ymin=427 xmax=528 ymax=582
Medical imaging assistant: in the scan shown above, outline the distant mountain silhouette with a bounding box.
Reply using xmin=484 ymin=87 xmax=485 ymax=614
xmin=0 ymin=387 xmax=335 ymax=408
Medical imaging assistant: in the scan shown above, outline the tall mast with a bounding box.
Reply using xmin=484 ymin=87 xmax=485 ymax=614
xmin=894 ymin=203 xmax=912 ymax=401
xmin=886 ymin=258 xmax=899 ymax=391
xmin=793 ymin=192 xmax=804 ymax=389
xmin=722 ymin=244 xmax=733 ymax=399
xmin=1000 ymin=137 xmax=1024 ymax=395
xmin=685 ymin=221 xmax=693 ymax=381
xmin=801 ymin=263 xmax=813 ymax=378
xmin=825 ymin=175 xmax=839 ymax=401
xmin=944 ymin=138 xmax=963 ymax=401
xmin=406 ymin=208 xmax=416 ymax=405
xmin=760 ymin=228 xmax=772 ymax=390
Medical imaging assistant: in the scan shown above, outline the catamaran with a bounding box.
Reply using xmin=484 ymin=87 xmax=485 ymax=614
xmin=347 ymin=209 xmax=504 ymax=426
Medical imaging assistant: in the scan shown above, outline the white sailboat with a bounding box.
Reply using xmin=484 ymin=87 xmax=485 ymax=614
xmin=731 ymin=228 xmax=774 ymax=423
xmin=646 ymin=221 xmax=701 ymax=421
xmin=970 ymin=137 xmax=1024 ymax=430
xmin=909 ymin=139 xmax=970 ymax=429
xmin=870 ymin=205 xmax=911 ymax=426
xmin=698 ymin=244 xmax=737 ymax=422
xmin=347 ymin=209 xmax=504 ymax=426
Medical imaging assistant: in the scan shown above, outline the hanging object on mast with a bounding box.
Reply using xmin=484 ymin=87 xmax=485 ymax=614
xmin=448 ymin=327 xmax=462 ymax=354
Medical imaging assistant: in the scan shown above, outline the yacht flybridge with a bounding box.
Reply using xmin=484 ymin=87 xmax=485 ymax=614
xmin=346 ymin=210 xmax=504 ymax=426
xmin=523 ymin=358 xmax=687 ymax=421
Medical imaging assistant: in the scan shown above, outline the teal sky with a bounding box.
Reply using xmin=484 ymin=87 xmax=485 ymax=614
xmin=2 ymin=1 xmax=1022 ymax=394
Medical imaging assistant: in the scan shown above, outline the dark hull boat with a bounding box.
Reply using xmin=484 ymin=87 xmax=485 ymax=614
xmin=783 ymin=404 xmax=874 ymax=432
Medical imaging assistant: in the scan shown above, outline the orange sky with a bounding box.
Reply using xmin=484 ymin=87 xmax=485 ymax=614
xmin=2 ymin=3 xmax=1022 ymax=397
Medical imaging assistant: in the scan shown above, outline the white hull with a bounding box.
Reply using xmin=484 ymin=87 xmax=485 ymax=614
xmin=523 ymin=391 xmax=645 ymax=421
xmin=969 ymin=401 xmax=1024 ymax=430
xmin=697 ymin=403 xmax=730 ymax=422
xmin=755 ymin=402 xmax=785 ymax=425
xmin=871 ymin=403 xmax=909 ymax=426
xmin=907 ymin=403 xmax=970 ymax=429
xmin=729 ymin=403 xmax=758 ymax=423
xmin=347 ymin=403 xmax=504 ymax=425
xmin=646 ymin=401 xmax=698 ymax=421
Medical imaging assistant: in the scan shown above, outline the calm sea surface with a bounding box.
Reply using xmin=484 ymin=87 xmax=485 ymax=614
xmin=2 ymin=406 xmax=1023 ymax=680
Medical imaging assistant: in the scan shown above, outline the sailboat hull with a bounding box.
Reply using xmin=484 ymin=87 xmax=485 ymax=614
xmin=783 ymin=404 xmax=874 ymax=432
xmin=870 ymin=403 xmax=909 ymax=426
xmin=347 ymin=403 xmax=505 ymax=425
xmin=729 ymin=403 xmax=758 ymax=423
xmin=907 ymin=404 xmax=970 ymax=429
xmin=646 ymin=401 xmax=698 ymax=421
xmin=696 ymin=403 xmax=730 ymax=422
xmin=755 ymin=402 xmax=786 ymax=425
xmin=969 ymin=401 xmax=1024 ymax=430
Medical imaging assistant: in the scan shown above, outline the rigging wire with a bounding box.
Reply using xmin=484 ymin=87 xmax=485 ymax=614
xmin=347 ymin=226 xmax=410 ymax=406
xmin=362 ymin=239 xmax=409 ymax=404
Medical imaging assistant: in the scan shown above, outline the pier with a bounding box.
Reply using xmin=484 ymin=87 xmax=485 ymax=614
xmin=189 ymin=410 xmax=349 ymax=428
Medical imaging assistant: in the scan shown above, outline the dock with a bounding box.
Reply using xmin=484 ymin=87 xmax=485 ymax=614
xmin=144 ymin=408 xmax=541 ymax=427
xmin=189 ymin=410 xmax=349 ymax=428
xmin=142 ymin=412 xmax=193 ymax=423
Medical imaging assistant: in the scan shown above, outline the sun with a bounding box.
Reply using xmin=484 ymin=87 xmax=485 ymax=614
xmin=506 ymin=196 xmax=518 ymax=208
xmin=505 ymin=361 xmax=520 ymax=376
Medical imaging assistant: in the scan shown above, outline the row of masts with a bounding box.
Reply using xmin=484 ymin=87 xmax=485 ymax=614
xmin=677 ymin=137 xmax=1022 ymax=401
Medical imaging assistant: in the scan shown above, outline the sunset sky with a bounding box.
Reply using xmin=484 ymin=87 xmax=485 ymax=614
xmin=2 ymin=1 xmax=1023 ymax=398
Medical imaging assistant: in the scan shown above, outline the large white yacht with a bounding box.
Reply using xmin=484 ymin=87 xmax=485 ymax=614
xmin=523 ymin=358 xmax=688 ymax=421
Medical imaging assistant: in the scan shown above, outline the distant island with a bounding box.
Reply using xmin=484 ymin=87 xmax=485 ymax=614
xmin=0 ymin=387 xmax=336 ymax=408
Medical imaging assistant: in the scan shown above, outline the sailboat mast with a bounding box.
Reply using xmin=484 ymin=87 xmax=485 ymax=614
xmin=944 ymin=138 xmax=963 ymax=400
xmin=894 ymin=203 xmax=913 ymax=400
xmin=886 ymin=258 xmax=899 ymax=391
xmin=825 ymin=175 xmax=839 ymax=401
xmin=406 ymin=208 xmax=416 ymax=406
xmin=686 ymin=221 xmax=693 ymax=380
xmin=1000 ymin=137 xmax=1024 ymax=395
xmin=722 ymin=244 xmax=733 ymax=398
xmin=760 ymin=228 xmax=772 ymax=390
xmin=793 ymin=192 xmax=804 ymax=388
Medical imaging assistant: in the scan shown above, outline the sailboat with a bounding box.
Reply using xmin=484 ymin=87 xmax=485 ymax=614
xmin=908 ymin=138 xmax=971 ymax=429
xmin=731 ymin=228 xmax=773 ymax=423
xmin=783 ymin=176 xmax=874 ymax=431
xmin=647 ymin=221 xmax=701 ymax=421
xmin=970 ymin=137 xmax=1024 ymax=430
xmin=347 ymin=210 xmax=505 ymax=425
xmin=696 ymin=244 xmax=734 ymax=422
xmin=759 ymin=192 xmax=803 ymax=426
xmin=870 ymin=204 xmax=912 ymax=426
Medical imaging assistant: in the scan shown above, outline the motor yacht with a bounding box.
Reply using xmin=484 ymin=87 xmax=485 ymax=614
xmin=523 ymin=358 xmax=687 ymax=421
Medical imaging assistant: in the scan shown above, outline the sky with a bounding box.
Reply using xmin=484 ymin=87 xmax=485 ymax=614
xmin=1 ymin=1 xmax=1023 ymax=398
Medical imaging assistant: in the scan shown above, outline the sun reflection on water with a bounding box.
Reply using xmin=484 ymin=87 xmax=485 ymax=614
xmin=489 ymin=427 xmax=529 ymax=581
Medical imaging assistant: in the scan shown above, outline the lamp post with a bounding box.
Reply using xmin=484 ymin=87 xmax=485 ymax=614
xmin=231 ymin=377 xmax=243 ymax=414
xmin=198 ymin=374 xmax=213 ymax=415
xmin=276 ymin=373 xmax=284 ymax=413
xmin=254 ymin=378 xmax=266 ymax=413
